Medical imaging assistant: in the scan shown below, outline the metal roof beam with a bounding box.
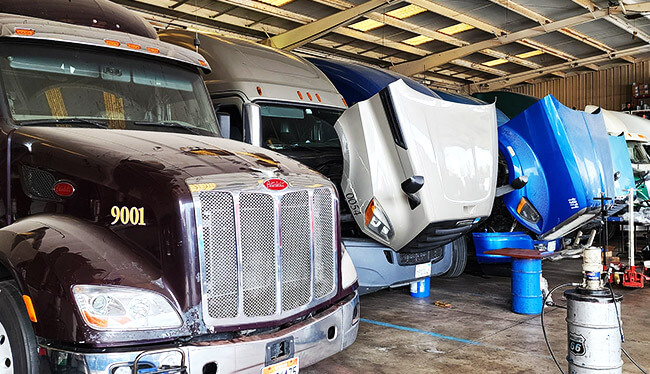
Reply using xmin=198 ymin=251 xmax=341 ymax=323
xmin=211 ymin=0 xmax=513 ymax=77
xmin=391 ymin=8 xmax=619 ymax=76
xmin=489 ymin=0 xmax=641 ymax=62
xmin=470 ymin=44 xmax=650 ymax=91
xmin=312 ymin=0 xmax=560 ymax=75
xmin=572 ymin=0 xmax=650 ymax=63
xmin=263 ymin=0 xmax=395 ymax=50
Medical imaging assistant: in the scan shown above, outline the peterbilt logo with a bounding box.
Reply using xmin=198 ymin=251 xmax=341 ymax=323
xmin=264 ymin=179 xmax=288 ymax=190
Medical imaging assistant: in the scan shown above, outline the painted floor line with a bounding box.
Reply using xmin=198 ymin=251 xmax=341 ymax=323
xmin=360 ymin=318 xmax=482 ymax=346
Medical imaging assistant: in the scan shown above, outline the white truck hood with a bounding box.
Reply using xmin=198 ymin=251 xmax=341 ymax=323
xmin=336 ymin=80 xmax=498 ymax=251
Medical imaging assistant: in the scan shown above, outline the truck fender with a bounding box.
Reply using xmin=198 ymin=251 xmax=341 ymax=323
xmin=0 ymin=214 xmax=175 ymax=343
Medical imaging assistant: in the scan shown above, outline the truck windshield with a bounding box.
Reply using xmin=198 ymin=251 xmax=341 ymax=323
xmin=0 ymin=42 xmax=219 ymax=136
xmin=259 ymin=103 xmax=342 ymax=150
xmin=628 ymin=142 xmax=650 ymax=164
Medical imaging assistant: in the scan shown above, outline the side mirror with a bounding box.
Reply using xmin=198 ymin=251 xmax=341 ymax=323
xmin=495 ymin=175 xmax=528 ymax=197
xmin=242 ymin=102 xmax=262 ymax=146
xmin=216 ymin=112 xmax=231 ymax=139
xmin=401 ymin=176 xmax=424 ymax=210
xmin=510 ymin=175 xmax=528 ymax=190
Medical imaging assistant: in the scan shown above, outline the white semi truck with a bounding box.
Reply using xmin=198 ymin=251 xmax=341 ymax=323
xmin=161 ymin=30 xmax=498 ymax=294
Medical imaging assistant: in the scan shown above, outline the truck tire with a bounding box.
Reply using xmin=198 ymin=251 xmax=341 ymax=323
xmin=0 ymin=280 xmax=39 ymax=373
xmin=443 ymin=236 xmax=468 ymax=278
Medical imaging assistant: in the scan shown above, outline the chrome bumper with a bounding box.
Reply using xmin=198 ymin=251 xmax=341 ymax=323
xmin=41 ymin=293 xmax=359 ymax=374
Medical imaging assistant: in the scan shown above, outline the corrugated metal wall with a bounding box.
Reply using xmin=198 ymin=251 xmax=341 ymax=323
xmin=510 ymin=61 xmax=650 ymax=111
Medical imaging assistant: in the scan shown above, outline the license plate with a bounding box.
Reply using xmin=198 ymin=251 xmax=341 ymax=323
xmin=415 ymin=262 xmax=431 ymax=278
xmin=262 ymin=357 xmax=299 ymax=374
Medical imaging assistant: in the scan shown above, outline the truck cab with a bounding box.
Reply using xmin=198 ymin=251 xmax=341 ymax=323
xmin=161 ymin=31 xmax=498 ymax=294
xmin=0 ymin=1 xmax=358 ymax=373
xmin=587 ymin=106 xmax=650 ymax=202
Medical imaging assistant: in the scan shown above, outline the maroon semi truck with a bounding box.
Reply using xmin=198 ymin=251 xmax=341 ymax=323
xmin=0 ymin=1 xmax=359 ymax=373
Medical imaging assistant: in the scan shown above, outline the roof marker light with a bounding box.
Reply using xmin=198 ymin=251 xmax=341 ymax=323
xmin=15 ymin=28 xmax=35 ymax=36
xmin=104 ymin=39 xmax=121 ymax=47
xmin=126 ymin=43 xmax=141 ymax=50
xmin=198 ymin=60 xmax=208 ymax=67
xmin=306 ymin=92 xmax=313 ymax=101
xmin=257 ymin=86 xmax=263 ymax=96
xmin=146 ymin=47 xmax=160 ymax=54
xmin=342 ymin=98 xmax=348 ymax=107
xmin=297 ymin=91 xmax=303 ymax=100
xmin=315 ymin=93 xmax=322 ymax=102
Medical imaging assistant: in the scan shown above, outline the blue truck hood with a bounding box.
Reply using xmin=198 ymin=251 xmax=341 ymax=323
xmin=306 ymin=57 xmax=440 ymax=105
xmin=431 ymin=89 xmax=510 ymax=126
xmin=500 ymin=95 xmax=616 ymax=239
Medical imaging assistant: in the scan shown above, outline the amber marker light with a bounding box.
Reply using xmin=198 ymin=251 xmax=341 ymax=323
xmin=365 ymin=199 xmax=376 ymax=227
xmin=104 ymin=39 xmax=120 ymax=47
xmin=306 ymin=92 xmax=313 ymax=101
xmin=146 ymin=47 xmax=160 ymax=54
xmin=198 ymin=60 xmax=208 ymax=67
xmin=297 ymin=91 xmax=303 ymax=100
xmin=126 ymin=43 xmax=141 ymax=50
xmin=23 ymin=295 xmax=37 ymax=322
xmin=342 ymin=98 xmax=348 ymax=107
xmin=315 ymin=93 xmax=322 ymax=102
xmin=257 ymin=86 xmax=263 ymax=95
xmin=15 ymin=28 xmax=35 ymax=36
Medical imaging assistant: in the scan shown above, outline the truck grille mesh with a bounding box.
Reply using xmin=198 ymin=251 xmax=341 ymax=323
xmin=313 ymin=189 xmax=335 ymax=298
xmin=196 ymin=185 xmax=336 ymax=323
xmin=198 ymin=192 xmax=238 ymax=319
xmin=280 ymin=191 xmax=312 ymax=311
xmin=240 ymin=193 xmax=277 ymax=317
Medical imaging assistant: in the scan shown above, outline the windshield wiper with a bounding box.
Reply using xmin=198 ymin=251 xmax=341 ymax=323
xmin=19 ymin=118 xmax=108 ymax=129
xmin=133 ymin=121 xmax=202 ymax=135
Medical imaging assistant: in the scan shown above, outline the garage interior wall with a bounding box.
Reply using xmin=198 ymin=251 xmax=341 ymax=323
xmin=510 ymin=60 xmax=650 ymax=111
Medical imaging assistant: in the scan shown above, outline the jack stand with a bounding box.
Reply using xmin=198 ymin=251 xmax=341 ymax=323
xmin=622 ymin=189 xmax=644 ymax=288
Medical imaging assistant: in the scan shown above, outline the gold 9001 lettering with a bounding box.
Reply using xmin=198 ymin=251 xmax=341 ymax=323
xmin=111 ymin=206 xmax=145 ymax=225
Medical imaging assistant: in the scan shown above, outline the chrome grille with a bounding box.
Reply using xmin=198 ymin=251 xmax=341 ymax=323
xmin=239 ymin=193 xmax=277 ymax=317
xmin=280 ymin=191 xmax=312 ymax=311
xmin=190 ymin=175 xmax=338 ymax=326
xmin=313 ymin=188 xmax=335 ymax=298
xmin=198 ymin=191 xmax=238 ymax=319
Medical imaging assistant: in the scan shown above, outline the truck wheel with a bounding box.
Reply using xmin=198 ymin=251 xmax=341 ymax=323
xmin=443 ymin=236 xmax=468 ymax=278
xmin=0 ymin=281 xmax=39 ymax=373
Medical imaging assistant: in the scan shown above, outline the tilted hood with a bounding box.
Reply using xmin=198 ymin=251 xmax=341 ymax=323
xmin=499 ymin=95 xmax=616 ymax=240
xmin=336 ymin=79 xmax=498 ymax=251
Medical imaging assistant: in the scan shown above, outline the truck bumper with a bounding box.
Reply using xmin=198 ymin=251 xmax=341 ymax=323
xmin=343 ymin=238 xmax=452 ymax=295
xmin=40 ymin=292 xmax=359 ymax=374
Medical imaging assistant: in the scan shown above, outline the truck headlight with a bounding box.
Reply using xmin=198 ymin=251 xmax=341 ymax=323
xmin=364 ymin=198 xmax=394 ymax=241
xmin=72 ymin=285 xmax=182 ymax=331
xmin=516 ymin=197 xmax=541 ymax=223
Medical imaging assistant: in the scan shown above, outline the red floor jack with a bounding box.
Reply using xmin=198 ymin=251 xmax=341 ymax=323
xmin=621 ymin=190 xmax=645 ymax=288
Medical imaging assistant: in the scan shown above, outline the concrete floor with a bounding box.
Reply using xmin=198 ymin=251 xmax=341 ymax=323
xmin=305 ymin=258 xmax=650 ymax=374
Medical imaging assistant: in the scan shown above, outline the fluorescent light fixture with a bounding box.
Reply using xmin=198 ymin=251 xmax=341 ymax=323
xmin=438 ymin=23 xmax=475 ymax=35
xmin=349 ymin=19 xmax=384 ymax=32
xmin=516 ymin=50 xmax=544 ymax=59
xmin=403 ymin=35 xmax=434 ymax=46
xmin=483 ymin=58 xmax=508 ymax=66
xmin=257 ymin=0 xmax=294 ymax=6
xmin=386 ymin=4 xmax=426 ymax=19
